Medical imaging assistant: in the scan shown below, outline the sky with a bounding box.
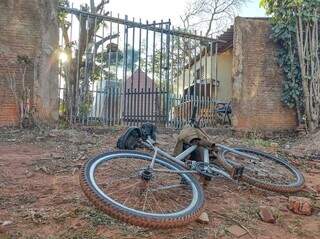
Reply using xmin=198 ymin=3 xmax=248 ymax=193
xmin=70 ymin=0 xmax=266 ymax=27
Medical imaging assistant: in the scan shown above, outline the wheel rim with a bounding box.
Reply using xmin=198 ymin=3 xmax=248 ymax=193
xmin=88 ymin=152 xmax=200 ymax=218
xmin=222 ymin=148 xmax=300 ymax=187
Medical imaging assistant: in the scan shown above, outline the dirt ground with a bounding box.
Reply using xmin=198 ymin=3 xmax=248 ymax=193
xmin=0 ymin=126 xmax=319 ymax=239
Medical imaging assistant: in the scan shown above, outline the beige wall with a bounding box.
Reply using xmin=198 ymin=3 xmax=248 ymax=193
xmin=177 ymin=49 xmax=233 ymax=102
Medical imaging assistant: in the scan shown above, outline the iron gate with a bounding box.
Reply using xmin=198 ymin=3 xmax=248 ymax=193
xmin=58 ymin=6 xmax=224 ymax=127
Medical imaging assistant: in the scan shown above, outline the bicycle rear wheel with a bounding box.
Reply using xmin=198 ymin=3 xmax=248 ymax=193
xmin=217 ymin=147 xmax=304 ymax=193
xmin=80 ymin=150 xmax=204 ymax=228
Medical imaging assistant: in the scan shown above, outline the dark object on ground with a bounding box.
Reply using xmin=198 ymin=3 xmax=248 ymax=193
xmin=140 ymin=123 xmax=157 ymax=141
xmin=116 ymin=127 xmax=141 ymax=150
xmin=117 ymin=123 xmax=157 ymax=150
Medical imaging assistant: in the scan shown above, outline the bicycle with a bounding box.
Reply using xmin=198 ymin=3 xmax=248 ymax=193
xmin=80 ymin=107 xmax=305 ymax=228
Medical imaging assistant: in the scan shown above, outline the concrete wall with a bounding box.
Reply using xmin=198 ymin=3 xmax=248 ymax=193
xmin=232 ymin=17 xmax=297 ymax=132
xmin=0 ymin=0 xmax=59 ymax=127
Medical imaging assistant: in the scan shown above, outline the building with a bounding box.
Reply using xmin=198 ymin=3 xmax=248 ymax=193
xmin=175 ymin=26 xmax=233 ymax=102
xmin=175 ymin=18 xmax=298 ymax=132
xmin=123 ymin=69 xmax=160 ymax=123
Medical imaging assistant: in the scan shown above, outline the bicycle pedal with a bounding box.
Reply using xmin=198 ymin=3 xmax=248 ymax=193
xmin=231 ymin=166 xmax=244 ymax=180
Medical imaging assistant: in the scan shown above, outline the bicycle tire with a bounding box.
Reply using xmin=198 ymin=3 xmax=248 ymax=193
xmin=217 ymin=147 xmax=304 ymax=193
xmin=80 ymin=150 xmax=205 ymax=228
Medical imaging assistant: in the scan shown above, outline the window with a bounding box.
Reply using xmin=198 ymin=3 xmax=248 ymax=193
xmin=195 ymin=66 xmax=204 ymax=80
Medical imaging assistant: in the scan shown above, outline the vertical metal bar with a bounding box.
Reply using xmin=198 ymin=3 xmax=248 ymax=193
xmin=176 ymin=35 xmax=180 ymax=99
xmin=111 ymin=87 xmax=115 ymax=125
xmin=165 ymin=20 xmax=171 ymax=125
xmin=215 ymin=42 xmax=218 ymax=103
xmin=209 ymin=41 xmax=213 ymax=99
xmin=83 ymin=14 xmax=90 ymax=125
xmin=193 ymin=33 xmax=197 ymax=115
xmin=99 ymin=18 xmax=105 ymax=124
xmin=133 ymin=88 xmax=137 ymax=126
xmin=106 ymin=12 xmax=113 ymax=126
xmin=123 ymin=15 xmax=129 ymax=125
xmin=69 ymin=5 xmax=74 ymax=124
xmin=116 ymin=87 xmax=120 ymax=123
xmin=159 ymin=20 xmax=163 ymax=124
xmin=92 ymin=17 xmax=98 ymax=125
xmin=148 ymin=88 xmax=151 ymax=122
xmin=182 ymin=35 xmax=186 ymax=125
xmin=116 ymin=14 xmax=121 ymax=125
xmin=170 ymin=27 xmax=175 ymax=128
xmin=144 ymin=20 xmax=149 ymax=123
xmin=199 ymin=32 xmax=203 ymax=111
xmin=155 ymin=87 xmax=159 ymax=124
xmin=126 ymin=89 xmax=130 ymax=124
xmin=186 ymin=36 xmax=192 ymax=126
xmin=137 ymin=19 xmax=142 ymax=124
xmin=130 ymin=18 xmax=135 ymax=125
xmin=204 ymin=40 xmax=208 ymax=127
xmin=151 ymin=21 xmax=156 ymax=124
xmin=75 ymin=13 xmax=82 ymax=124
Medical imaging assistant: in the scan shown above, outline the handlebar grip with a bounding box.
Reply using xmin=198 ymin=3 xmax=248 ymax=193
xmin=191 ymin=106 xmax=197 ymax=124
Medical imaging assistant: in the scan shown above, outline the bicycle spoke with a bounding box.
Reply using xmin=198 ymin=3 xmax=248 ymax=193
xmin=92 ymin=155 xmax=197 ymax=215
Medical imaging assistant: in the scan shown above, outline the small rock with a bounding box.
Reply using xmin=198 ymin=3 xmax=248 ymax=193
xmin=227 ymin=225 xmax=247 ymax=238
xmin=314 ymin=185 xmax=320 ymax=194
xmin=288 ymin=196 xmax=313 ymax=216
xmin=51 ymin=153 xmax=64 ymax=159
xmin=292 ymin=159 xmax=302 ymax=166
xmin=196 ymin=212 xmax=209 ymax=224
xmin=285 ymin=144 xmax=291 ymax=149
xmin=279 ymin=207 xmax=289 ymax=213
xmin=259 ymin=206 xmax=276 ymax=223
xmin=270 ymin=142 xmax=279 ymax=148
xmin=1 ymin=221 xmax=12 ymax=226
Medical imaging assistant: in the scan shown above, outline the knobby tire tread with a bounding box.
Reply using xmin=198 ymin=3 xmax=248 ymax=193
xmin=79 ymin=150 xmax=205 ymax=228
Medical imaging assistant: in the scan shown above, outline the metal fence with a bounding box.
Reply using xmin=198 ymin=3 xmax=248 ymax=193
xmin=58 ymin=6 xmax=225 ymax=128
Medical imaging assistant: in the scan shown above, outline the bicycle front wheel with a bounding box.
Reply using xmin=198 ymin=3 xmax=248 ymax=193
xmin=217 ymin=147 xmax=304 ymax=193
xmin=80 ymin=150 xmax=204 ymax=228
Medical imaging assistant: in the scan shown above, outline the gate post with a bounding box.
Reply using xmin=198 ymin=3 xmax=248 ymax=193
xmin=165 ymin=20 xmax=171 ymax=126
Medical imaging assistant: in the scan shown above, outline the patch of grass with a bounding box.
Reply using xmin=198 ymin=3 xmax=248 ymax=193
xmin=287 ymin=218 xmax=303 ymax=235
xmin=223 ymin=202 xmax=260 ymax=233
xmin=80 ymin=207 xmax=116 ymax=227
xmin=245 ymin=138 xmax=273 ymax=148
xmin=77 ymin=207 xmax=154 ymax=238
xmin=54 ymin=227 xmax=104 ymax=239
xmin=212 ymin=224 xmax=228 ymax=239
xmin=17 ymin=194 xmax=37 ymax=205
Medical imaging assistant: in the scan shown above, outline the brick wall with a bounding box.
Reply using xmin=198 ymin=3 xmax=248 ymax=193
xmin=0 ymin=0 xmax=58 ymax=127
xmin=232 ymin=17 xmax=298 ymax=132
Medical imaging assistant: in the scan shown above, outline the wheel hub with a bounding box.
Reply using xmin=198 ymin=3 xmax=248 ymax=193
xmin=141 ymin=169 xmax=153 ymax=181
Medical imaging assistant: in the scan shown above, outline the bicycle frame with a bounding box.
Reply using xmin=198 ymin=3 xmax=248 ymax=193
xmin=143 ymin=138 xmax=233 ymax=179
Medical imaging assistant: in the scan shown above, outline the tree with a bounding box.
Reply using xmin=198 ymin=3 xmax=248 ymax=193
xmin=58 ymin=0 xmax=119 ymax=123
xmin=261 ymin=0 xmax=320 ymax=131
xmin=180 ymin=0 xmax=248 ymax=37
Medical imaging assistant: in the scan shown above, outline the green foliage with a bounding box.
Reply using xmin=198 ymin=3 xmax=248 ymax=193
xmin=58 ymin=0 xmax=70 ymax=25
xmin=259 ymin=0 xmax=319 ymax=116
xmin=17 ymin=55 xmax=32 ymax=66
